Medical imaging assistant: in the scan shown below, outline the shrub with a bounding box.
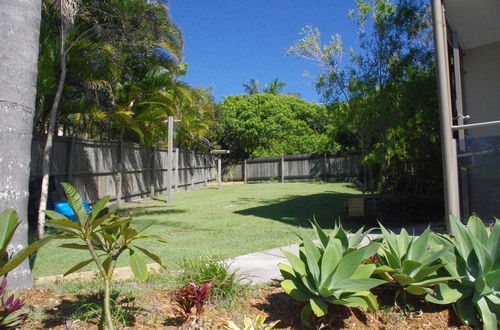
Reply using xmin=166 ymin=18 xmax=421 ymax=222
xmin=45 ymin=183 xmax=166 ymax=330
xmin=426 ymin=216 xmax=500 ymax=330
xmin=370 ymin=224 xmax=455 ymax=306
xmin=0 ymin=278 xmax=27 ymax=329
xmin=279 ymin=221 xmax=385 ymax=326
xmin=177 ymin=255 xmax=242 ymax=304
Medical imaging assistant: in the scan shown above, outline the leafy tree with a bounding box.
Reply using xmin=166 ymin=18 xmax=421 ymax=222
xmin=217 ymin=94 xmax=334 ymax=159
xmin=287 ymin=0 xmax=441 ymax=196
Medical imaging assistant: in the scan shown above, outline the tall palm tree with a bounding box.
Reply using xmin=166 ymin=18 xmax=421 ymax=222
xmin=37 ymin=0 xmax=80 ymax=238
xmin=263 ymin=78 xmax=286 ymax=95
xmin=0 ymin=0 xmax=42 ymax=289
xmin=243 ymin=79 xmax=260 ymax=95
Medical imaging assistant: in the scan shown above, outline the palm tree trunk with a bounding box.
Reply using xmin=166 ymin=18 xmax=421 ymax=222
xmin=0 ymin=0 xmax=42 ymax=289
xmin=37 ymin=24 xmax=68 ymax=238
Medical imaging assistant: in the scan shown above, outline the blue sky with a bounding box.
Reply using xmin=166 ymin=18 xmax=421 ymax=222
xmin=168 ymin=0 xmax=360 ymax=102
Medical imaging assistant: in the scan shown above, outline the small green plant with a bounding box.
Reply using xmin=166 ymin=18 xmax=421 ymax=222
xmin=279 ymin=221 xmax=385 ymax=326
xmin=69 ymin=292 xmax=137 ymax=327
xmin=0 ymin=210 xmax=52 ymax=276
xmin=224 ymin=314 xmax=278 ymax=330
xmin=370 ymin=224 xmax=455 ymax=306
xmin=426 ymin=216 xmax=500 ymax=330
xmin=45 ymin=183 xmax=166 ymax=330
xmin=0 ymin=278 xmax=27 ymax=329
xmin=177 ymin=255 xmax=242 ymax=304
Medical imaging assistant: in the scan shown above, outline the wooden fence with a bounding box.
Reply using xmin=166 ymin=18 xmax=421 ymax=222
xmin=222 ymin=153 xmax=361 ymax=183
xmin=29 ymin=136 xmax=217 ymax=204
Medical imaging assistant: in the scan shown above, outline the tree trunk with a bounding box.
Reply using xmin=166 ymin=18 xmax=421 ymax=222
xmin=0 ymin=0 xmax=42 ymax=289
xmin=37 ymin=24 xmax=68 ymax=238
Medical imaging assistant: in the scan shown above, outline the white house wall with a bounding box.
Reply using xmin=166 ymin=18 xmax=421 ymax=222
xmin=462 ymin=40 xmax=500 ymax=138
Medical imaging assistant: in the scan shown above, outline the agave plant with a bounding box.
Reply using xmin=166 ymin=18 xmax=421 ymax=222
xmin=45 ymin=183 xmax=166 ymax=330
xmin=426 ymin=216 xmax=499 ymax=330
xmin=0 ymin=278 xmax=27 ymax=329
xmin=370 ymin=224 xmax=456 ymax=306
xmin=279 ymin=221 xmax=385 ymax=326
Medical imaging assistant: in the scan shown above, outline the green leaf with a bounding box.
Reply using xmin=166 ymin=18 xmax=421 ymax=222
xmin=90 ymin=195 xmax=110 ymax=222
xmin=61 ymin=182 xmax=88 ymax=226
xmin=475 ymin=295 xmax=497 ymax=330
xmin=456 ymin=298 xmax=480 ymax=327
xmin=129 ymin=249 xmax=148 ymax=281
xmin=392 ymin=273 xmax=415 ymax=286
xmin=449 ymin=215 xmax=473 ymax=259
xmin=44 ymin=209 xmax=70 ymax=221
xmin=425 ymin=283 xmax=466 ymax=304
xmin=372 ymin=265 xmax=395 ymax=274
xmin=485 ymin=268 xmax=500 ymax=290
xmin=320 ymin=238 xmax=342 ymax=285
xmin=281 ymin=279 xmax=311 ymax=301
xmin=329 ymin=243 xmax=380 ymax=288
xmin=0 ymin=236 xmax=53 ymax=276
xmin=47 ymin=218 xmax=82 ymax=231
xmin=310 ymin=296 xmax=328 ymax=317
xmin=300 ymin=303 xmax=313 ymax=327
xmin=279 ymin=262 xmax=296 ymax=280
xmin=134 ymin=245 xmax=164 ymax=267
xmin=311 ymin=218 xmax=329 ymax=248
xmin=64 ymin=259 xmax=94 ymax=276
xmin=60 ymin=243 xmax=88 ymax=250
xmin=467 ymin=216 xmax=488 ymax=245
xmin=336 ymin=278 xmax=386 ymax=292
xmin=401 ymin=260 xmax=422 ymax=277
xmin=0 ymin=210 xmax=19 ymax=252
xmin=405 ymin=285 xmax=434 ymax=295
xmin=408 ymin=229 xmax=430 ymax=261
xmin=282 ymin=250 xmax=306 ymax=276
xmin=413 ymin=264 xmax=443 ymax=282
xmin=352 ymin=264 xmax=376 ymax=279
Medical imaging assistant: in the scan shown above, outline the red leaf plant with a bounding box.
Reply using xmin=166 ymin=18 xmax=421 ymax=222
xmin=0 ymin=278 xmax=27 ymax=329
xmin=173 ymin=281 xmax=215 ymax=318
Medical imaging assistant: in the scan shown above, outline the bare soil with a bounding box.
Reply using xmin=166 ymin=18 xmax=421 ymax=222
xmin=19 ymin=284 xmax=469 ymax=329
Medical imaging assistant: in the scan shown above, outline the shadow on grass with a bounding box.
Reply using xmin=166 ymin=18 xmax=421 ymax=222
xmin=41 ymin=292 xmax=142 ymax=328
xmin=235 ymin=192 xmax=359 ymax=229
xmin=122 ymin=207 xmax=187 ymax=218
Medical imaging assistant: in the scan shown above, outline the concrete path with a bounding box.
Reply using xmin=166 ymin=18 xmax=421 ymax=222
xmin=226 ymin=222 xmax=445 ymax=284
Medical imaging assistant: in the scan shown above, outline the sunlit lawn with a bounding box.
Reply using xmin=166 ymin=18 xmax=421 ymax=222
xmin=32 ymin=182 xmax=361 ymax=278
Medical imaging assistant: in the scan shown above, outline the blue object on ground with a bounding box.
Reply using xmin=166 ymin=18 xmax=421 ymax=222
xmin=53 ymin=201 xmax=92 ymax=222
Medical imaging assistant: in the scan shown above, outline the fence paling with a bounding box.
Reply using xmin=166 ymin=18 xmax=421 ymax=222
xmin=223 ymin=153 xmax=361 ymax=183
xmin=30 ymin=136 xmax=217 ymax=203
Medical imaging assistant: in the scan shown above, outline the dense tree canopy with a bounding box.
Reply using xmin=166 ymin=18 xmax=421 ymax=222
xmin=216 ymin=94 xmax=335 ymax=159
xmin=287 ymin=0 xmax=441 ymax=196
xmin=36 ymin=0 xmax=215 ymax=149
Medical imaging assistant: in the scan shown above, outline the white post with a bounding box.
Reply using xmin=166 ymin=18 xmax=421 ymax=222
xmin=431 ymin=0 xmax=461 ymax=232
xmin=167 ymin=116 xmax=174 ymax=203
xmin=280 ymin=157 xmax=285 ymax=183
xmin=174 ymin=147 xmax=179 ymax=191
xmin=217 ymin=157 xmax=222 ymax=189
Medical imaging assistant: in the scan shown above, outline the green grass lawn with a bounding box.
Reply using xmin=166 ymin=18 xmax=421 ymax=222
xmin=31 ymin=182 xmax=361 ymax=278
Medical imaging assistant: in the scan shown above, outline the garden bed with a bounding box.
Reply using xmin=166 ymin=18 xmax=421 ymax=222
xmin=20 ymin=284 xmax=468 ymax=329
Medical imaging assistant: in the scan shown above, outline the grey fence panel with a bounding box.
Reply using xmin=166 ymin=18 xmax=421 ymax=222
xmin=224 ymin=153 xmax=360 ymax=183
xmin=30 ymin=136 xmax=216 ymax=203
